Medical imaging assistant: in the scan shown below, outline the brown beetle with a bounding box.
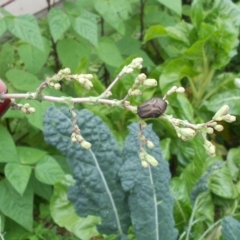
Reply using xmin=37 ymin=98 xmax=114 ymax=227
xmin=137 ymin=98 xmax=167 ymax=119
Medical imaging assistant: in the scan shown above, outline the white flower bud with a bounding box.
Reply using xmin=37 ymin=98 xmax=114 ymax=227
xmin=131 ymin=57 xmax=143 ymax=67
xmin=76 ymin=135 xmax=84 ymax=142
xmin=204 ymin=140 xmax=216 ymax=156
xmin=28 ymin=107 xmax=35 ymax=113
xmin=63 ymin=68 xmax=71 ymax=74
xmin=179 ymin=128 xmax=196 ymax=138
xmin=214 ymin=125 xmax=224 ymax=131
xmin=146 ymin=140 xmax=154 ymax=149
xmin=105 ymin=91 xmax=112 ymax=97
xmin=207 ymin=127 xmax=214 ymax=134
xmin=125 ymin=67 xmax=133 ymax=74
xmin=143 ymin=79 xmax=157 ymax=87
xmin=170 ymin=86 xmax=178 ymax=92
xmin=141 ymin=161 xmax=149 ymax=168
xmin=223 ymin=114 xmax=236 ymax=123
xmin=139 ymin=152 xmax=146 ymax=161
xmin=145 ymin=154 xmax=158 ymax=167
xmin=21 ymin=108 xmax=27 ymax=114
xmin=80 ymin=140 xmax=91 ymax=149
xmin=83 ymin=80 xmax=93 ymax=90
xmin=137 ymin=73 xmax=147 ymax=81
xmin=54 ymin=83 xmax=61 ymax=90
xmin=176 ymin=87 xmax=185 ymax=93
xmin=130 ymin=89 xmax=142 ymax=96
xmin=23 ymin=103 xmax=30 ymax=109
xmin=212 ymin=105 xmax=230 ymax=120
xmin=85 ymin=74 xmax=93 ymax=80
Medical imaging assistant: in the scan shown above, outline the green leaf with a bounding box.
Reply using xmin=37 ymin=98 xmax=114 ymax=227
xmin=170 ymin=178 xmax=191 ymax=231
xmin=0 ymin=43 xmax=14 ymax=79
xmin=226 ymin=147 xmax=240 ymax=181
xmin=195 ymin=191 xmax=214 ymax=224
xmin=7 ymin=15 xmax=44 ymax=51
xmin=48 ymin=8 xmax=70 ymax=42
xmin=6 ymin=69 xmax=41 ymax=91
xmin=57 ymin=38 xmax=91 ymax=72
xmin=73 ymin=11 xmax=98 ymax=46
xmin=17 ymin=38 xmax=50 ymax=74
xmin=157 ymin=0 xmax=182 ymax=16
xmin=209 ymin=164 xmax=238 ymax=199
xmin=31 ymin=174 xmax=52 ymax=201
xmin=205 ymin=89 xmax=240 ymax=116
xmin=0 ymin=179 xmax=33 ymax=231
xmin=35 ymin=155 xmax=65 ymax=185
xmin=0 ymin=125 xmax=19 ymax=163
xmin=222 ymin=216 xmax=240 ymax=240
xmin=43 ymin=107 xmax=131 ymax=237
xmin=190 ymin=161 xmax=222 ymax=204
xmin=96 ymin=37 xmax=123 ymax=67
xmin=190 ymin=0 xmax=203 ymax=29
xmin=4 ymin=163 xmax=32 ymax=195
xmin=144 ymin=25 xmax=167 ymax=42
xmin=160 ymin=138 xmax=171 ymax=161
xmin=170 ymin=94 xmax=194 ymax=123
xmin=159 ymin=58 xmax=196 ymax=93
xmin=0 ymin=18 xmax=6 ymax=36
xmin=50 ymin=175 xmax=100 ymax=240
xmin=94 ymin=0 xmax=131 ymax=34
xmin=119 ymin=124 xmax=178 ymax=240
xmin=17 ymin=146 xmax=47 ymax=165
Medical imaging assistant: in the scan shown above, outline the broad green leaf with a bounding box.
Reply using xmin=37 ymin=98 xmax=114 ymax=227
xmin=17 ymin=146 xmax=47 ymax=165
xmin=50 ymin=175 xmax=100 ymax=240
xmin=6 ymin=69 xmax=41 ymax=92
xmin=7 ymin=15 xmax=44 ymax=51
xmin=53 ymin=155 xmax=72 ymax=174
xmin=0 ymin=18 xmax=6 ymax=36
xmin=96 ymin=37 xmax=123 ymax=67
xmin=48 ymin=8 xmax=70 ymax=42
xmin=0 ymin=43 xmax=14 ymax=79
xmin=157 ymin=0 xmax=182 ymax=16
xmin=57 ymin=38 xmax=91 ymax=72
xmin=159 ymin=58 xmax=196 ymax=93
xmin=17 ymin=38 xmax=50 ymax=74
xmin=0 ymin=179 xmax=33 ymax=231
xmin=169 ymin=94 xmax=194 ymax=123
xmin=190 ymin=0 xmax=203 ymax=29
xmin=144 ymin=25 xmax=167 ymax=42
xmin=119 ymin=124 xmax=178 ymax=240
xmin=160 ymin=138 xmax=171 ymax=161
xmin=31 ymin=174 xmax=52 ymax=201
xmin=4 ymin=163 xmax=32 ymax=195
xmin=205 ymin=89 xmax=240 ymax=116
xmin=73 ymin=11 xmax=98 ymax=46
xmin=0 ymin=211 xmax=5 ymax=232
xmin=0 ymin=125 xmax=19 ymax=163
xmin=43 ymin=107 xmax=131 ymax=237
xmin=35 ymin=155 xmax=65 ymax=185
xmin=170 ymin=178 xmax=191 ymax=231
xmin=94 ymin=0 xmax=131 ymax=34
xmin=226 ymin=147 xmax=240 ymax=181
xmin=190 ymin=161 xmax=222 ymax=203
xmin=209 ymin=164 xmax=238 ymax=199
xmin=195 ymin=191 xmax=214 ymax=225
xmin=222 ymin=216 xmax=240 ymax=240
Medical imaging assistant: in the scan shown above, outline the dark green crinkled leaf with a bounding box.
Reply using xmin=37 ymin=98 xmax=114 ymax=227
xmin=43 ymin=106 xmax=130 ymax=238
xmin=119 ymin=124 xmax=178 ymax=240
xmin=190 ymin=161 xmax=222 ymax=204
xmin=221 ymin=216 xmax=240 ymax=240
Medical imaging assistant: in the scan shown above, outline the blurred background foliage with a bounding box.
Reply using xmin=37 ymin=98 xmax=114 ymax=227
xmin=1 ymin=0 xmax=240 ymax=239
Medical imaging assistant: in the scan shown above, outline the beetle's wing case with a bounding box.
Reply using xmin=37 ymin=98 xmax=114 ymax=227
xmin=137 ymin=98 xmax=167 ymax=119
